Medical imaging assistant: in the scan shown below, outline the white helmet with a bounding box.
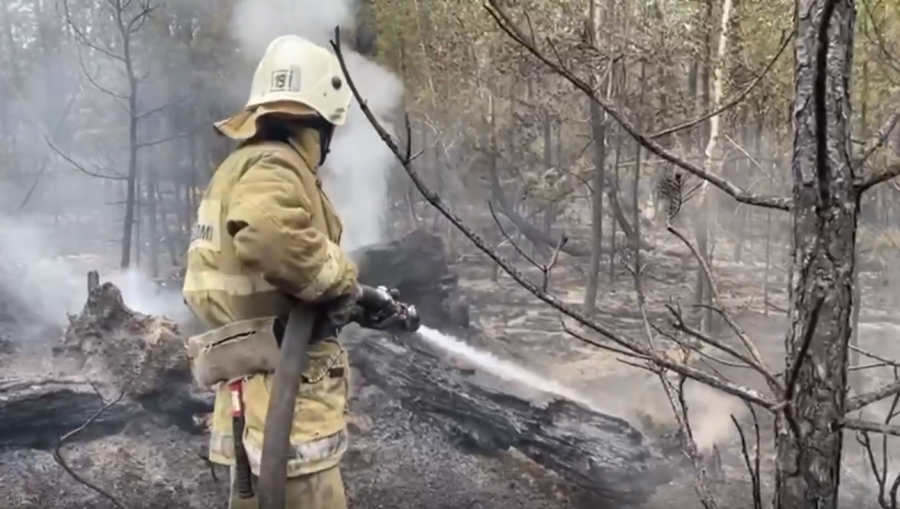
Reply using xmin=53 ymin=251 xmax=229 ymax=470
xmin=245 ymin=35 xmax=352 ymax=125
xmin=214 ymin=35 xmax=352 ymax=140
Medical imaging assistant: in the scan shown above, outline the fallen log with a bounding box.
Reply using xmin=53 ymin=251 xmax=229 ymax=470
xmin=0 ymin=372 xmax=211 ymax=450
xmin=0 ymin=376 xmax=138 ymax=449
xmin=345 ymin=328 xmax=673 ymax=507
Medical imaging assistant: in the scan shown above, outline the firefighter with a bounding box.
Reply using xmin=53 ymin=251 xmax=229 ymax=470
xmin=182 ymin=34 xmax=358 ymax=509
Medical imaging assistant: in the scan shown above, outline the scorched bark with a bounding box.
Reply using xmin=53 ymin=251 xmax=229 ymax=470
xmin=777 ymin=1 xmax=857 ymax=508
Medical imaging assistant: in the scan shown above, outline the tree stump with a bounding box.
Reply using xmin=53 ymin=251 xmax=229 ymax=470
xmin=60 ymin=282 xmax=187 ymax=399
xmin=1 ymin=280 xmax=208 ymax=449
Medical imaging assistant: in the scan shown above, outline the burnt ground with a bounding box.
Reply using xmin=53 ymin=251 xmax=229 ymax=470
xmin=0 ymin=220 xmax=890 ymax=509
xmin=0 ymin=378 xmax=582 ymax=509
xmin=456 ymin=232 xmax=885 ymax=508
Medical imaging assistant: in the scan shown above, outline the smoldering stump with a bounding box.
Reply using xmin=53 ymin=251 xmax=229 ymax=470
xmin=0 ymin=230 xmax=674 ymax=507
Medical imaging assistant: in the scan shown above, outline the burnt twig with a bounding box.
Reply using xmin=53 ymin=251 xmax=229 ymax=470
xmin=731 ymin=407 xmax=763 ymax=509
xmin=666 ymin=223 xmax=780 ymax=390
xmin=488 ymin=202 xmax=566 ymax=291
xmin=53 ymin=388 xmax=130 ymax=509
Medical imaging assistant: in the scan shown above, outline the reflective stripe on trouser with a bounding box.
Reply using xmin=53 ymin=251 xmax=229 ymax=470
xmin=228 ymin=464 xmax=347 ymax=509
xmin=210 ymin=428 xmax=348 ymax=477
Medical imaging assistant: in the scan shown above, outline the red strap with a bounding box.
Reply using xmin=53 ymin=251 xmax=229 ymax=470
xmin=227 ymin=380 xmax=244 ymax=417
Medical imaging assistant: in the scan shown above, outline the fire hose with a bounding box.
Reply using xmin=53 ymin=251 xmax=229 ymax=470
xmin=256 ymin=284 xmax=420 ymax=509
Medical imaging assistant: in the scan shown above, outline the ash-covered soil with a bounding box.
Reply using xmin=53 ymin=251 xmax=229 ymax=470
xmin=0 ymin=350 xmax=585 ymax=509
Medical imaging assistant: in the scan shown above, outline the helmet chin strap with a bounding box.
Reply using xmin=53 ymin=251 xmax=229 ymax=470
xmin=317 ymin=124 xmax=335 ymax=166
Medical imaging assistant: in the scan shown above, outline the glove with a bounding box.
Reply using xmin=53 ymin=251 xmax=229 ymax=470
xmin=323 ymin=283 xmax=362 ymax=326
xmin=353 ymin=307 xmax=384 ymax=330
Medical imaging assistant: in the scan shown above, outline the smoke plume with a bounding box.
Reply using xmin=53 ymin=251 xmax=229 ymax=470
xmin=229 ymin=0 xmax=404 ymax=251
xmin=0 ymin=217 xmax=190 ymax=335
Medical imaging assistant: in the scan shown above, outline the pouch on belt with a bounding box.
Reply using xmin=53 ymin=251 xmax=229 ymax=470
xmin=185 ymin=316 xmax=283 ymax=387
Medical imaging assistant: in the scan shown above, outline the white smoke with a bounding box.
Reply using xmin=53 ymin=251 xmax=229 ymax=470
xmin=0 ymin=217 xmax=190 ymax=335
xmin=229 ymin=0 xmax=404 ymax=251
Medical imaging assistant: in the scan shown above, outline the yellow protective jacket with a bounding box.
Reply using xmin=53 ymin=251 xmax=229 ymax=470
xmin=182 ymin=127 xmax=358 ymax=477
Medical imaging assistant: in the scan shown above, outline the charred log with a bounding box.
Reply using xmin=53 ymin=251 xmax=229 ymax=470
xmin=346 ymin=329 xmax=673 ymax=507
xmin=0 ymin=376 xmax=137 ymax=449
xmin=1 ymin=283 xmax=209 ymax=450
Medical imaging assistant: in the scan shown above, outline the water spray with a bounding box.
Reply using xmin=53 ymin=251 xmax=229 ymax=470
xmin=415 ymin=326 xmax=597 ymax=411
xmin=347 ymin=287 xmax=596 ymax=411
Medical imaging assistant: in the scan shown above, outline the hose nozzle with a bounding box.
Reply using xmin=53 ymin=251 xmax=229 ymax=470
xmin=355 ymin=285 xmax=421 ymax=332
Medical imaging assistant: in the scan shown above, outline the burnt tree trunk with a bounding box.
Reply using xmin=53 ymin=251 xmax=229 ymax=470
xmin=775 ymin=1 xmax=857 ymax=508
xmin=583 ymin=0 xmax=608 ymax=314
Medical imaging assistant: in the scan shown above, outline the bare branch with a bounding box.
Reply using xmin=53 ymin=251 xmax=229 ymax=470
xmin=488 ymin=202 xmax=543 ymax=270
xmin=59 ymin=0 xmax=126 ymax=62
xmin=666 ymin=305 xmax=780 ymax=388
xmin=860 ymin=0 xmax=900 ymax=80
xmin=483 ymin=0 xmax=791 ymax=211
xmin=851 ymin=362 xmax=894 ymax=372
xmin=487 ymin=200 xmax=567 ymax=291
xmin=18 ymin=92 xmax=80 ymax=212
xmin=852 ymin=91 xmax=900 ymax=191
xmin=855 ymin=369 xmax=900 ymax=509
xmin=661 ymin=373 xmax=720 ymax=508
xmin=854 ymin=92 xmax=900 ymax=166
xmin=847 ymin=380 xmax=900 ymax=413
xmin=732 ymin=406 xmax=763 ymax=509
xmin=856 ymin=160 xmax=900 ymax=192
xmin=843 ymin=418 xmax=900 ymax=437
xmin=650 ymin=30 xmax=794 ymax=140
xmin=560 ymin=319 xmax=652 ymax=360
xmin=53 ymin=388 xmax=130 ymax=509
xmin=630 ymin=238 xmax=721 ymax=508
xmin=851 ymin=344 xmax=900 ymax=369
xmin=666 ymin=224 xmax=780 ymax=390
xmin=135 ymin=130 xmax=198 ymax=150
xmin=77 ymin=49 xmax=129 ymax=102
xmin=136 ymin=92 xmax=197 ymax=120
xmin=45 ymin=135 xmax=126 ymax=181
xmin=845 ymin=340 xmax=900 ymax=417
xmin=126 ymin=3 xmax=156 ymax=34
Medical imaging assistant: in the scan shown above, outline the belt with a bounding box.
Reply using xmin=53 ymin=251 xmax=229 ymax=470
xmin=273 ymin=316 xmax=339 ymax=347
